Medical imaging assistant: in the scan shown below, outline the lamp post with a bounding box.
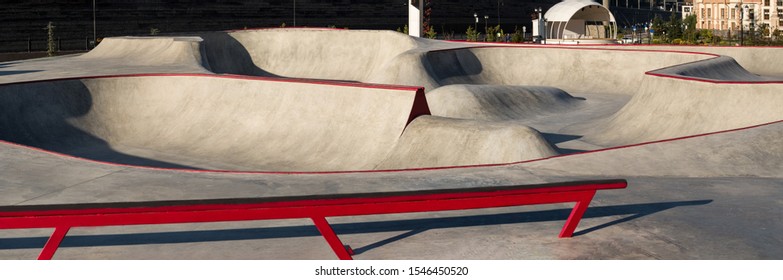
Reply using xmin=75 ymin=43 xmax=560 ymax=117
xmin=293 ymin=0 xmax=296 ymax=26
xmin=484 ymin=15 xmax=489 ymax=41
xmin=92 ymin=0 xmax=96 ymax=48
xmin=497 ymin=0 xmax=503 ymax=28
xmin=474 ymin=12 xmax=478 ymax=31
xmin=736 ymin=4 xmax=745 ymax=46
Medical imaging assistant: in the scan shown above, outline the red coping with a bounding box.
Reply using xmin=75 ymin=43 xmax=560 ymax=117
xmin=0 ymin=179 xmax=627 ymax=260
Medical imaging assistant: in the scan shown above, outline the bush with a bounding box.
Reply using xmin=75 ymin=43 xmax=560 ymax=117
xmin=511 ymin=26 xmax=523 ymax=43
xmin=672 ymin=38 xmax=682 ymax=45
xmin=424 ymin=26 xmax=437 ymax=39
xmin=485 ymin=25 xmax=503 ymax=42
xmin=466 ymin=26 xmax=478 ymax=42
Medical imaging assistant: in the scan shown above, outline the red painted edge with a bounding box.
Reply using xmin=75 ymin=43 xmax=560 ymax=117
xmin=0 ymin=72 xmax=423 ymax=92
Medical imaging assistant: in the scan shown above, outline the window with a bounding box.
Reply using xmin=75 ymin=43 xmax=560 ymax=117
xmin=764 ymin=9 xmax=770 ymax=20
xmin=764 ymin=0 xmax=770 ymax=6
xmin=707 ymin=8 xmax=712 ymax=19
xmin=701 ymin=8 xmax=705 ymax=19
xmin=731 ymin=8 xmax=736 ymax=19
xmin=721 ymin=8 xmax=725 ymax=19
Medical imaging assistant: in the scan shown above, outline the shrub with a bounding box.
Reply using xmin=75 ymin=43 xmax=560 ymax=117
xmin=466 ymin=26 xmax=478 ymax=42
xmin=511 ymin=26 xmax=523 ymax=43
xmin=425 ymin=26 xmax=437 ymax=39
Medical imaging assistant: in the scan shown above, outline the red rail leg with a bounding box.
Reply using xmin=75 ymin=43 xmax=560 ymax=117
xmin=38 ymin=226 xmax=70 ymax=260
xmin=311 ymin=217 xmax=353 ymax=260
xmin=558 ymin=191 xmax=596 ymax=238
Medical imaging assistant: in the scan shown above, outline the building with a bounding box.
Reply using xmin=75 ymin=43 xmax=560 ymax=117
xmin=686 ymin=0 xmax=782 ymax=36
xmin=544 ymin=0 xmax=618 ymax=41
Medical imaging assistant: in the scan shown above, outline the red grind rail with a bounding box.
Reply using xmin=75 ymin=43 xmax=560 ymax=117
xmin=0 ymin=179 xmax=626 ymax=260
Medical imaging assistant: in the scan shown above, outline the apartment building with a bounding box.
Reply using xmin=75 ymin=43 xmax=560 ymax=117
xmin=683 ymin=0 xmax=782 ymax=34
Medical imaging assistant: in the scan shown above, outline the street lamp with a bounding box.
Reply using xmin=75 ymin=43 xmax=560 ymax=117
xmin=293 ymin=0 xmax=296 ymax=26
xmin=92 ymin=0 xmax=96 ymax=48
xmin=497 ymin=0 xmax=503 ymax=29
xmin=736 ymin=4 xmax=746 ymax=46
xmin=474 ymin=12 xmax=478 ymax=31
xmin=484 ymin=15 xmax=489 ymax=41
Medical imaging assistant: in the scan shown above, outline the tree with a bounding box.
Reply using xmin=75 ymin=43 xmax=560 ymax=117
xmin=665 ymin=11 xmax=683 ymax=42
xmin=485 ymin=25 xmax=503 ymax=42
xmin=466 ymin=26 xmax=478 ymax=42
xmin=511 ymin=26 xmax=524 ymax=43
xmin=45 ymin=21 xmax=56 ymax=57
xmin=652 ymin=15 xmax=665 ymax=42
xmin=424 ymin=26 xmax=437 ymax=39
xmin=682 ymin=14 xmax=697 ymax=44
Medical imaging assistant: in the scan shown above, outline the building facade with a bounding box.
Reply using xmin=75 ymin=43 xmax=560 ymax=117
xmin=685 ymin=0 xmax=782 ymax=35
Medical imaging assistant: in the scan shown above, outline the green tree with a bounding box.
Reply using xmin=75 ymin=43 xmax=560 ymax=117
xmin=665 ymin=11 xmax=683 ymax=42
xmin=485 ymin=25 xmax=503 ymax=42
xmin=466 ymin=26 xmax=478 ymax=42
xmin=45 ymin=21 xmax=56 ymax=57
xmin=396 ymin=24 xmax=409 ymax=34
xmin=511 ymin=26 xmax=524 ymax=43
xmin=150 ymin=27 xmax=160 ymax=36
xmin=682 ymin=14 xmax=697 ymax=44
xmin=425 ymin=26 xmax=437 ymax=39
xmin=652 ymin=15 xmax=665 ymax=42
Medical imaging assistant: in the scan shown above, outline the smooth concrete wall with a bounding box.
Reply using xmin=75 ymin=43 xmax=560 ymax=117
xmin=0 ymin=76 xmax=422 ymax=171
xmin=425 ymin=46 xmax=712 ymax=96
xmin=585 ymin=75 xmax=783 ymax=145
xmin=204 ymin=29 xmax=418 ymax=82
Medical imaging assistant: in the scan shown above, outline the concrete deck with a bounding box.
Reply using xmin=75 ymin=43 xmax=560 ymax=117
xmin=0 ymin=29 xmax=781 ymax=259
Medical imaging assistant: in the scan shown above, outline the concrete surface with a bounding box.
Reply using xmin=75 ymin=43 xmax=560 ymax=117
xmin=0 ymin=29 xmax=781 ymax=259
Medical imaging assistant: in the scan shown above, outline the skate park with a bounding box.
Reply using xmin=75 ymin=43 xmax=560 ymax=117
xmin=0 ymin=27 xmax=782 ymax=259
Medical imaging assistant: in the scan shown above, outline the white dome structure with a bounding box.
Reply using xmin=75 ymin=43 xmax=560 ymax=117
xmin=543 ymin=0 xmax=617 ymax=41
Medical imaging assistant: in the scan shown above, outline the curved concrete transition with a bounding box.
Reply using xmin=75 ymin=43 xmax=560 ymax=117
xmin=1 ymin=28 xmax=782 ymax=259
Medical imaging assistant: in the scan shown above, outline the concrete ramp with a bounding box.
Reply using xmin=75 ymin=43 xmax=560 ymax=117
xmin=0 ymin=75 xmax=429 ymax=171
xmin=423 ymin=47 xmax=713 ymax=96
xmin=426 ymin=84 xmax=582 ymax=121
xmin=583 ymin=75 xmax=783 ymax=145
xmin=377 ymin=116 xmax=557 ymax=170
xmin=81 ymin=37 xmax=210 ymax=69
xmin=201 ymin=29 xmax=419 ymax=82
xmin=651 ymin=56 xmax=777 ymax=82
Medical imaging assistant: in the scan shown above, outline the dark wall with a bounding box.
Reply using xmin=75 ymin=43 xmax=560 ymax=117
xmin=2 ymin=1 xmax=576 ymax=52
